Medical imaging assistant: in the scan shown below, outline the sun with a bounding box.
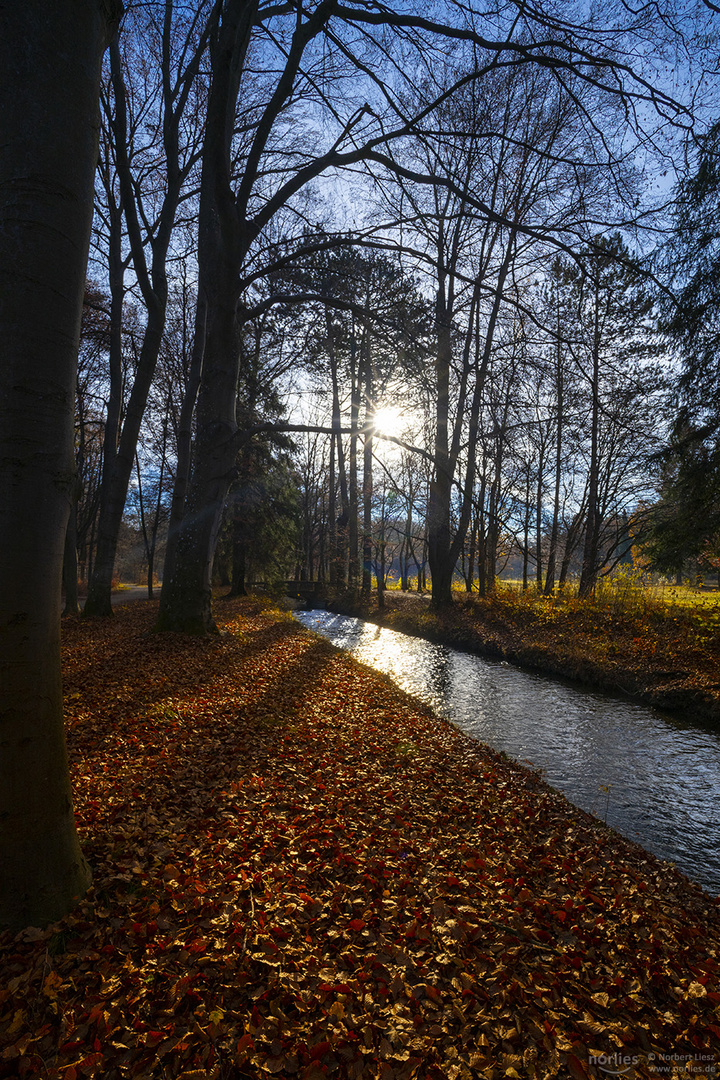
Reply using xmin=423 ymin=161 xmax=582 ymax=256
xmin=373 ymin=404 xmax=406 ymax=439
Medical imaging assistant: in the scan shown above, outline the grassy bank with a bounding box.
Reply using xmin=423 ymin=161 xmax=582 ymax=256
xmin=1 ymin=597 xmax=718 ymax=1079
xmin=327 ymin=585 xmax=720 ymax=724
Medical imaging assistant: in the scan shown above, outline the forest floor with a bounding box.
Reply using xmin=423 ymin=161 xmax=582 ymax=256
xmin=326 ymin=587 xmax=720 ymax=725
xmin=1 ymin=596 xmax=719 ymax=1080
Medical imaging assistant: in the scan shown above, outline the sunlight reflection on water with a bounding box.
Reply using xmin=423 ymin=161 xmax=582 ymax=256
xmin=296 ymin=610 xmax=720 ymax=896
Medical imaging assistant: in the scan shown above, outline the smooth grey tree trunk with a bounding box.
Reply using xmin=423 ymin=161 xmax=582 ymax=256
xmin=157 ymin=282 xmax=242 ymax=633
xmin=0 ymin=0 xmax=119 ymax=930
xmin=326 ymin=308 xmax=349 ymax=586
xmin=83 ymin=183 xmax=124 ymax=613
xmin=230 ymin=513 xmax=248 ymax=597
xmin=535 ymin=435 xmax=547 ymax=589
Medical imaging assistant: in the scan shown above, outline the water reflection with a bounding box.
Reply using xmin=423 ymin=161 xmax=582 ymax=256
xmin=297 ymin=611 xmax=720 ymax=896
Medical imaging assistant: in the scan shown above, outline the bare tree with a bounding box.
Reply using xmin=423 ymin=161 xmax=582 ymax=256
xmin=158 ymin=0 xmax=692 ymax=629
xmin=375 ymin=56 xmax=594 ymax=604
xmin=84 ymin=1 xmax=214 ymax=615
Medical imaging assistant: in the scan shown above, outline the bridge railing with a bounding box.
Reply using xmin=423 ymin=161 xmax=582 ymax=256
xmin=243 ymin=580 xmax=328 ymax=597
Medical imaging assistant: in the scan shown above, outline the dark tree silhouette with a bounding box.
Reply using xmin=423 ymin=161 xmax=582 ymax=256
xmin=0 ymin=1 xmax=121 ymax=929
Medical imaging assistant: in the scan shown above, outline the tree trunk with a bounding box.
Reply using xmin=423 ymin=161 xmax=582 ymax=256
xmin=331 ymin=357 xmax=350 ymax=586
xmin=156 ymin=287 xmax=242 ymax=633
xmin=0 ymin=0 xmax=118 ymax=930
xmin=559 ymin=509 xmax=584 ymax=590
xmin=535 ymin=438 xmax=546 ymax=589
xmin=325 ymin=306 xmax=342 ymax=586
xmin=164 ymin=294 xmax=207 ymax=587
xmin=230 ymin=522 xmax=248 ymax=596
xmin=217 ymin=548 xmax=231 ymax=589
xmin=157 ymin=0 xmax=255 ymax=634
xmin=361 ymin=341 xmax=374 ymax=597
xmin=544 ymin=355 xmax=564 ymax=596
xmin=85 ymin=307 xmax=165 ymax=613
xmin=475 ymin=467 xmax=488 ymax=598
xmin=328 ymin=412 xmax=337 ymax=585
xmin=83 ymin=193 xmax=124 ymax=613
xmin=348 ymin=335 xmax=360 ymax=589
xmin=486 ymin=480 xmax=500 ymax=593
xmin=401 ymin=506 xmax=411 ymax=591
xmin=522 ymin=465 xmax=530 ymax=591
xmin=377 ymin=481 xmax=386 ymax=609
xmin=146 ymin=418 xmax=168 ymax=600
xmin=579 ymin=272 xmax=602 ymax=598
xmin=466 ymin=508 xmax=478 ymax=593
xmin=63 ymin=489 xmax=81 ymax=616
xmin=317 ymin=489 xmax=327 ymax=583
xmin=428 ymin=301 xmax=454 ymax=607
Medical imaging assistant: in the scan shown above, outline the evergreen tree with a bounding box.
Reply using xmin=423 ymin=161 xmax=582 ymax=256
xmin=664 ymin=120 xmax=720 ymax=415
xmin=651 ymin=120 xmax=720 ymax=576
xmin=644 ymin=415 xmax=720 ymax=579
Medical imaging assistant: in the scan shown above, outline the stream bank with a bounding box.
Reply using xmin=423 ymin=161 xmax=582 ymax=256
xmin=13 ymin=596 xmax=714 ymax=1078
xmin=324 ymin=589 xmax=720 ymax=725
xmin=297 ymin=609 xmax=720 ymax=895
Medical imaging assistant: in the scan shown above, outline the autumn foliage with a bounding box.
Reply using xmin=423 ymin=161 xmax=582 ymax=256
xmin=1 ymin=597 xmax=719 ymax=1079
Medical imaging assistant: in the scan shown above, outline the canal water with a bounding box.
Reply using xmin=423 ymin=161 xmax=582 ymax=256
xmin=296 ymin=610 xmax=720 ymax=896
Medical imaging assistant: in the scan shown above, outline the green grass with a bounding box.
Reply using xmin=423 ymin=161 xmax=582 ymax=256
xmin=383 ymin=570 xmax=720 ymax=646
xmin=480 ymin=574 xmax=720 ymax=616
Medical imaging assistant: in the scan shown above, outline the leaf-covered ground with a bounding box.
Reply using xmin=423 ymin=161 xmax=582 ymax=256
xmin=1 ymin=597 xmax=719 ymax=1080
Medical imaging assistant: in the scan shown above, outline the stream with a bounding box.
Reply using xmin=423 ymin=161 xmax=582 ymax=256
xmin=296 ymin=609 xmax=720 ymax=896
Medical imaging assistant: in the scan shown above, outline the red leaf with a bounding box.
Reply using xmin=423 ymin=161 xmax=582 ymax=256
xmin=566 ymin=1053 xmax=589 ymax=1080
xmin=310 ymin=1040 xmax=331 ymax=1060
xmin=237 ymin=1034 xmax=255 ymax=1055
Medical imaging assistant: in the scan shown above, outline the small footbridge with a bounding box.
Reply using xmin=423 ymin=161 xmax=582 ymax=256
xmin=245 ymin=580 xmax=329 ymax=606
xmin=282 ymin=580 xmax=328 ymax=604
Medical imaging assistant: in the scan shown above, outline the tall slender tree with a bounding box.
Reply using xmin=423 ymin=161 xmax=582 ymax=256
xmin=574 ymin=235 xmax=655 ymax=596
xmin=0 ymin=0 xmax=121 ymax=930
xmin=84 ymin=1 xmax=214 ymax=614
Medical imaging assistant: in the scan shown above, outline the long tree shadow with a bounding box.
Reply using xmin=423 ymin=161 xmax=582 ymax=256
xmin=64 ymin=607 xmax=345 ymax=823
